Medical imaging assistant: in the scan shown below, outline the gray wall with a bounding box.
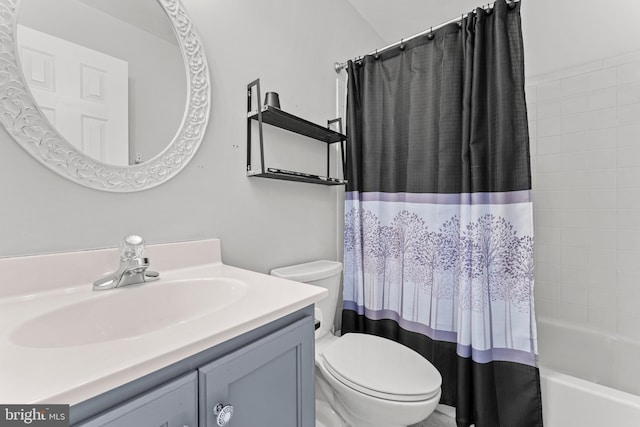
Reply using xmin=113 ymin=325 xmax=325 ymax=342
xmin=0 ymin=0 xmax=383 ymax=275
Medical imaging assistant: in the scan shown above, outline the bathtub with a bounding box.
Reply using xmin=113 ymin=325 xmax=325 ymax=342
xmin=537 ymin=317 xmax=640 ymax=426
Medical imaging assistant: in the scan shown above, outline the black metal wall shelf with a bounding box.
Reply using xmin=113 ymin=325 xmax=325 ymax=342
xmin=248 ymin=106 xmax=346 ymax=143
xmin=246 ymin=78 xmax=347 ymax=186
xmin=247 ymin=169 xmax=347 ymax=186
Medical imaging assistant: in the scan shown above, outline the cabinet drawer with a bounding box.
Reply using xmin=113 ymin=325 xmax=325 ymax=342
xmin=75 ymin=372 xmax=197 ymax=427
xmin=199 ymin=317 xmax=314 ymax=427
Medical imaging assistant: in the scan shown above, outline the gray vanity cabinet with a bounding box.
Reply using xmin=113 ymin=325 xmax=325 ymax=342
xmin=70 ymin=307 xmax=315 ymax=427
xmin=199 ymin=316 xmax=313 ymax=427
xmin=76 ymin=372 xmax=198 ymax=427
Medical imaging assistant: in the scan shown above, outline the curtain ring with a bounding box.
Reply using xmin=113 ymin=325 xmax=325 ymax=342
xmin=508 ymin=1 xmax=517 ymax=10
xmin=457 ymin=15 xmax=463 ymax=28
xmin=399 ymin=38 xmax=405 ymax=51
xmin=427 ymin=27 xmax=434 ymax=41
xmin=374 ymin=49 xmax=380 ymax=60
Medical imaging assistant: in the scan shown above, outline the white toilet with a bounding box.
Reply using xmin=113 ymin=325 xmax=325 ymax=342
xmin=271 ymin=260 xmax=442 ymax=427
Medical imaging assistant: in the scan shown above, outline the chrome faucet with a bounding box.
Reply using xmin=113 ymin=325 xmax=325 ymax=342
xmin=93 ymin=235 xmax=159 ymax=291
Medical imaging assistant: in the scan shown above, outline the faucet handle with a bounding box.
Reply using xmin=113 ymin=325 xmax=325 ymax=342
xmin=119 ymin=235 xmax=145 ymax=261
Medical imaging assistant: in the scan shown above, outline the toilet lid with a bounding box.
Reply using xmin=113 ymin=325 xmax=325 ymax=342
xmin=322 ymin=333 xmax=442 ymax=402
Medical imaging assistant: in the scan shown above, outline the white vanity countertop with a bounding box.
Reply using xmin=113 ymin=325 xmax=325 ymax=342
xmin=0 ymin=239 xmax=327 ymax=404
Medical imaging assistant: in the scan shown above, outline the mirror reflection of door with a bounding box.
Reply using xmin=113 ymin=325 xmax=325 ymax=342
xmin=17 ymin=0 xmax=187 ymax=168
xmin=18 ymin=25 xmax=129 ymax=166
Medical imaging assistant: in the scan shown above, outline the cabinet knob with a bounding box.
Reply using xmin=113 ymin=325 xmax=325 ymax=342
xmin=213 ymin=403 xmax=233 ymax=426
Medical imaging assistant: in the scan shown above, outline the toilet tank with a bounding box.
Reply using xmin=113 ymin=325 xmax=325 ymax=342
xmin=270 ymin=260 xmax=342 ymax=336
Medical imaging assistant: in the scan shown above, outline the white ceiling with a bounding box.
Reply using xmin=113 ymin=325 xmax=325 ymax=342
xmin=347 ymin=0 xmax=485 ymax=45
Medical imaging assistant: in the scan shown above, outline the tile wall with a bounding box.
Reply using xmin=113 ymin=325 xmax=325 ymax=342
xmin=528 ymin=50 xmax=640 ymax=341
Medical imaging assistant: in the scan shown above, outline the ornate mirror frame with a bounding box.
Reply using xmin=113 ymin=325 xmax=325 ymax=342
xmin=0 ymin=0 xmax=210 ymax=192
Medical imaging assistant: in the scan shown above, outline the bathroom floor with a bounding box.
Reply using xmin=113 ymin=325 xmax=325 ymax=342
xmin=411 ymin=409 xmax=457 ymax=427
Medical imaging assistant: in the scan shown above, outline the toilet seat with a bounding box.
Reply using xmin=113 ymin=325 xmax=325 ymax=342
xmin=321 ymin=333 xmax=442 ymax=402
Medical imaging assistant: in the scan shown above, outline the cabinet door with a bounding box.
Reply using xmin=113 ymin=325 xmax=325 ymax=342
xmin=199 ymin=317 xmax=314 ymax=427
xmin=75 ymin=372 xmax=197 ymax=427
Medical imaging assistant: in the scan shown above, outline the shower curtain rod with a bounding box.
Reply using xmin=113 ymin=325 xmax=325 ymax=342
xmin=334 ymin=0 xmax=520 ymax=73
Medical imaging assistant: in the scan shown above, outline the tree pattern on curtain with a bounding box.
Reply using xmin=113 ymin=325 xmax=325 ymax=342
xmin=344 ymin=198 xmax=536 ymax=360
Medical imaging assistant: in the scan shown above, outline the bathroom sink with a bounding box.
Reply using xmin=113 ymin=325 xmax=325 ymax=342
xmin=10 ymin=278 xmax=247 ymax=348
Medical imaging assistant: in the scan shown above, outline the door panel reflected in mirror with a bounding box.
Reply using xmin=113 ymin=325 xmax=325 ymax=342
xmin=17 ymin=0 xmax=186 ymax=166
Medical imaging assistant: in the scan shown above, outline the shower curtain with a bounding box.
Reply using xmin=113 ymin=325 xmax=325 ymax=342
xmin=341 ymin=1 xmax=543 ymax=426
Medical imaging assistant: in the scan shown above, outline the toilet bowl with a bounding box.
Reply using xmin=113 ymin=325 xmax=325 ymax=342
xmin=271 ymin=261 xmax=442 ymax=427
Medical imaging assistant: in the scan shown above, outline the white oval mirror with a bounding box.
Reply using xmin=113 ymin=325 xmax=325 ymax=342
xmin=0 ymin=0 xmax=210 ymax=192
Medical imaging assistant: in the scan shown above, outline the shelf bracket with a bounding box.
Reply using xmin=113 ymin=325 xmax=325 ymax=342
xmin=327 ymin=118 xmax=346 ymax=181
xmin=247 ymin=79 xmax=265 ymax=173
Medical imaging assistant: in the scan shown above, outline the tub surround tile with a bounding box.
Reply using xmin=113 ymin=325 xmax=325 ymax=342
xmin=616 ymin=168 xmax=640 ymax=188
xmin=587 ymin=229 xmax=617 ymax=250
xmin=588 ymin=88 xmax=617 ymax=110
xmin=587 ymin=169 xmax=616 ymax=189
xmin=587 ymin=107 xmax=617 ymax=130
xmin=535 ymin=172 xmax=561 ymax=191
xmin=534 ymin=280 xmax=561 ymax=301
xmin=587 ymin=306 xmax=617 ymax=332
xmin=563 ymin=112 xmax=589 ymax=134
xmin=587 ymin=189 xmax=616 ymax=207
xmin=561 ymin=265 xmax=588 ymax=286
xmin=586 ymin=268 xmax=617 ymax=289
xmin=562 ymin=95 xmax=589 ymax=115
xmin=587 ymin=68 xmax=617 ymax=91
xmin=535 ymin=262 xmax=562 ymax=283
xmin=617 ymin=125 xmax=640 ymax=147
xmin=561 ymin=170 xmax=587 ymax=190
xmin=617 ymin=188 xmax=640 ymax=210
xmin=530 ymin=49 xmax=640 ymax=342
xmin=561 ymin=74 xmax=588 ymax=97
xmin=586 ymin=149 xmax=616 ymax=170
xmin=617 ymin=271 xmax=640 ymax=288
xmin=587 ymin=210 xmax=617 ymax=231
xmin=561 ymin=190 xmax=588 ymax=210
xmin=537 ymin=100 xmax=562 ymax=119
xmin=586 ymin=248 xmax=617 ymax=269
xmin=618 ymin=288 xmax=640 ymax=315
xmin=587 ymin=287 xmax=618 ymax=309
xmin=617 ymin=230 xmax=640 ymax=251
xmin=537 ymin=79 xmax=563 ymax=101
xmin=618 ymin=314 xmax=640 ymax=341
xmin=561 ymin=227 xmax=589 ymax=247
xmin=561 ymin=151 xmax=587 ymax=171
xmin=617 ymin=250 xmax=640 ymax=273
xmin=603 ymin=52 xmax=640 ymax=68
xmin=561 ymin=132 xmax=587 ymax=153
xmin=617 ymin=60 xmax=640 ymax=85
xmin=587 ymin=128 xmax=616 ymax=150
xmin=617 ymin=103 xmax=640 ymax=126
xmin=616 ymin=210 xmax=640 ymax=231
xmin=535 ymin=299 xmax=562 ymax=319
xmin=617 ymin=82 xmax=640 ymax=106
xmin=537 ymin=135 xmax=562 ymax=155
xmin=561 ymin=210 xmax=588 ymax=229
xmin=535 ymin=244 xmax=562 ymax=265
xmin=535 ymin=226 xmax=563 ymax=247
xmin=561 ymin=245 xmax=587 ymax=266
xmin=561 ymin=302 xmax=588 ymax=324
xmin=538 ymin=117 xmax=562 ymax=137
